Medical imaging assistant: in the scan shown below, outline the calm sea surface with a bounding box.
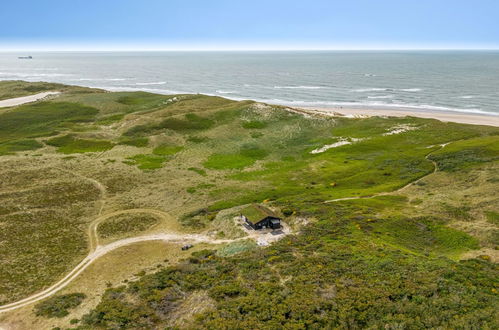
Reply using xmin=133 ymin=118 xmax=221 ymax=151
xmin=1 ymin=51 xmax=498 ymax=115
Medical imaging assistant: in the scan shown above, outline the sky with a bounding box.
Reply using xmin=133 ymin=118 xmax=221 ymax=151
xmin=1 ymin=0 xmax=498 ymax=50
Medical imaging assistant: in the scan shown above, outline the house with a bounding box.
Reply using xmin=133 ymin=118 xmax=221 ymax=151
xmin=241 ymin=204 xmax=281 ymax=230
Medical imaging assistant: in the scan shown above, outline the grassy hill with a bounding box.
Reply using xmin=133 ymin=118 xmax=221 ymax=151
xmin=0 ymin=81 xmax=497 ymax=329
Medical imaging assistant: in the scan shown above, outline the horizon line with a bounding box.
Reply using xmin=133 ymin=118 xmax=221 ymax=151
xmin=1 ymin=47 xmax=499 ymax=52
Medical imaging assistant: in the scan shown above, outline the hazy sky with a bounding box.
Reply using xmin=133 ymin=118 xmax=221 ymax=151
xmin=1 ymin=0 xmax=498 ymax=50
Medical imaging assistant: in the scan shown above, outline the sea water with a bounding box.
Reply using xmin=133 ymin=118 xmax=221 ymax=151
xmin=1 ymin=51 xmax=498 ymax=115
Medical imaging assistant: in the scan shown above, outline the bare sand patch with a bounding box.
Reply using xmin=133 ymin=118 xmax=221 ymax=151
xmin=0 ymin=92 xmax=60 ymax=108
xmin=301 ymin=107 xmax=499 ymax=127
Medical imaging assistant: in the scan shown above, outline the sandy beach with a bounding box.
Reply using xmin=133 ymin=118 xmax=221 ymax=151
xmin=0 ymin=91 xmax=60 ymax=108
xmin=301 ymin=107 xmax=499 ymax=127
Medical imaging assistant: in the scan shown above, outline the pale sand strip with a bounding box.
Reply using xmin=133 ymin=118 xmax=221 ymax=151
xmin=0 ymin=91 xmax=60 ymax=108
xmin=301 ymin=107 xmax=499 ymax=127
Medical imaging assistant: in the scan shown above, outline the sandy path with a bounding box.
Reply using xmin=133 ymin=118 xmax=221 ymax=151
xmin=54 ymin=167 xmax=108 ymax=251
xmin=0 ymin=166 xmax=244 ymax=313
xmin=89 ymin=208 xmax=176 ymax=250
xmin=0 ymin=92 xmax=60 ymax=108
xmin=0 ymin=230 xmax=237 ymax=313
xmin=0 ymin=141 xmax=445 ymax=313
xmin=302 ymin=107 xmax=499 ymax=127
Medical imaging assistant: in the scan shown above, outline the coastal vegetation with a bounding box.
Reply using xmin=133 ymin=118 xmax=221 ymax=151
xmin=98 ymin=214 xmax=160 ymax=240
xmin=0 ymin=81 xmax=497 ymax=329
xmin=34 ymin=293 xmax=86 ymax=318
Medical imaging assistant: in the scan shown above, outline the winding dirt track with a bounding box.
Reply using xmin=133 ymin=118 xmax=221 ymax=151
xmin=0 ymin=168 xmax=238 ymax=313
xmin=0 ymin=141 xmax=453 ymax=313
xmin=0 ymin=232 xmax=237 ymax=313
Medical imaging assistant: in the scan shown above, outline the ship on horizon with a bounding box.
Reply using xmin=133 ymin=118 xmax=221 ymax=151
xmin=18 ymin=55 xmax=33 ymax=59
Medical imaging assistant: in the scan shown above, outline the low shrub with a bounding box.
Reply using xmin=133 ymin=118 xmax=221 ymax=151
xmin=34 ymin=293 xmax=86 ymax=318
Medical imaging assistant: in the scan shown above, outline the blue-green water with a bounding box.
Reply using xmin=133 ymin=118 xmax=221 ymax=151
xmin=1 ymin=51 xmax=498 ymax=115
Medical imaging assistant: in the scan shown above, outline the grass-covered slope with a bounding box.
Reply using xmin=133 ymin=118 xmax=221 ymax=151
xmin=0 ymin=81 xmax=497 ymax=328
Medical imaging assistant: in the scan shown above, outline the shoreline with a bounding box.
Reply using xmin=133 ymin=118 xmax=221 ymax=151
xmin=300 ymin=107 xmax=499 ymax=127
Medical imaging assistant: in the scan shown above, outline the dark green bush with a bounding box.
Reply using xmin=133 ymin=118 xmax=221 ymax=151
xmin=34 ymin=293 xmax=86 ymax=318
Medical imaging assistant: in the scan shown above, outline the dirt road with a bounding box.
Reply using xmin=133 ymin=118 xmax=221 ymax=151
xmin=0 ymin=230 xmax=237 ymax=313
xmin=0 ymin=92 xmax=60 ymax=108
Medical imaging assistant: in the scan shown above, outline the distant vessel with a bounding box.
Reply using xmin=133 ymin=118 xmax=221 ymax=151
xmin=18 ymin=56 xmax=33 ymax=59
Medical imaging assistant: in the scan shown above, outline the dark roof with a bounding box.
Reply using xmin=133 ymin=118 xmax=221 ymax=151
xmin=241 ymin=204 xmax=279 ymax=223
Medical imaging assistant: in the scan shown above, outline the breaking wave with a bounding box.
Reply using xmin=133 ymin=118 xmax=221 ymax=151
xmin=274 ymin=85 xmax=324 ymax=89
xmin=216 ymin=90 xmax=238 ymax=94
xmin=135 ymin=81 xmax=167 ymax=85
xmin=232 ymin=97 xmax=498 ymax=116
xmin=352 ymin=87 xmax=423 ymax=93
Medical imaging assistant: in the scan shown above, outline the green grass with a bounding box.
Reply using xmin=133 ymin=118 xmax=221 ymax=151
xmin=152 ymin=145 xmax=184 ymax=156
xmin=485 ymin=211 xmax=499 ymax=225
xmin=98 ymin=214 xmax=159 ymax=239
xmin=242 ymin=120 xmax=267 ymax=129
xmin=429 ymin=136 xmax=499 ymax=172
xmin=370 ymin=216 xmax=479 ymax=258
xmin=118 ymin=137 xmax=149 ymax=147
xmin=34 ymin=293 xmax=86 ymax=318
xmin=124 ymin=113 xmax=215 ymax=136
xmin=0 ymin=102 xmax=99 ymax=148
xmin=0 ymin=139 xmax=43 ymax=155
xmin=46 ymin=135 xmax=115 ymax=154
xmin=96 ymin=113 xmax=125 ymax=125
xmin=125 ymin=154 xmax=168 ymax=170
xmin=124 ymin=144 xmax=183 ymax=170
xmin=204 ymin=145 xmax=268 ymax=170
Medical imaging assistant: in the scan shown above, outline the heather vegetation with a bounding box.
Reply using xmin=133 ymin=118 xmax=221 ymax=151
xmin=98 ymin=214 xmax=160 ymax=239
xmin=0 ymin=81 xmax=497 ymax=329
xmin=46 ymin=134 xmax=115 ymax=154
xmin=34 ymin=293 xmax=86 ymax=318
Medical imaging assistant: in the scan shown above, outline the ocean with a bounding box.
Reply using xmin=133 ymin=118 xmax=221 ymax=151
xmin=1 ymin=51 xmax=498 ymax=115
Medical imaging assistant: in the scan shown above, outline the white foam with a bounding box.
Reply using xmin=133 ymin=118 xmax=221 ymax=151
xmin=135 ymin=81 xmax=166 ymax=86
xmin=458 ymin=95 xmax=476 ymax=99
xmin=274 ymin=85 xmax=324 ymax=89
xmin=75 ymin=78 xmax=128 ymax=81
xmin=98 ymin=86 xmax=185 ymax=95
xmin=352 ymin=87 xmax=422 ymax=93
xmin=352 ymin=88 xmax=388 ymax=92
xmin=216 ymin=90 xmax=238 ymax=94
xmin=399 ymin=88 xmax=422 ymax=92
xmin=367 ymin=95 xmax=394 ymax=99
xmin=233 ymin=98 xmax=498 ymax=116
xmin=0 ymin=72 xmax=70 ymax=78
